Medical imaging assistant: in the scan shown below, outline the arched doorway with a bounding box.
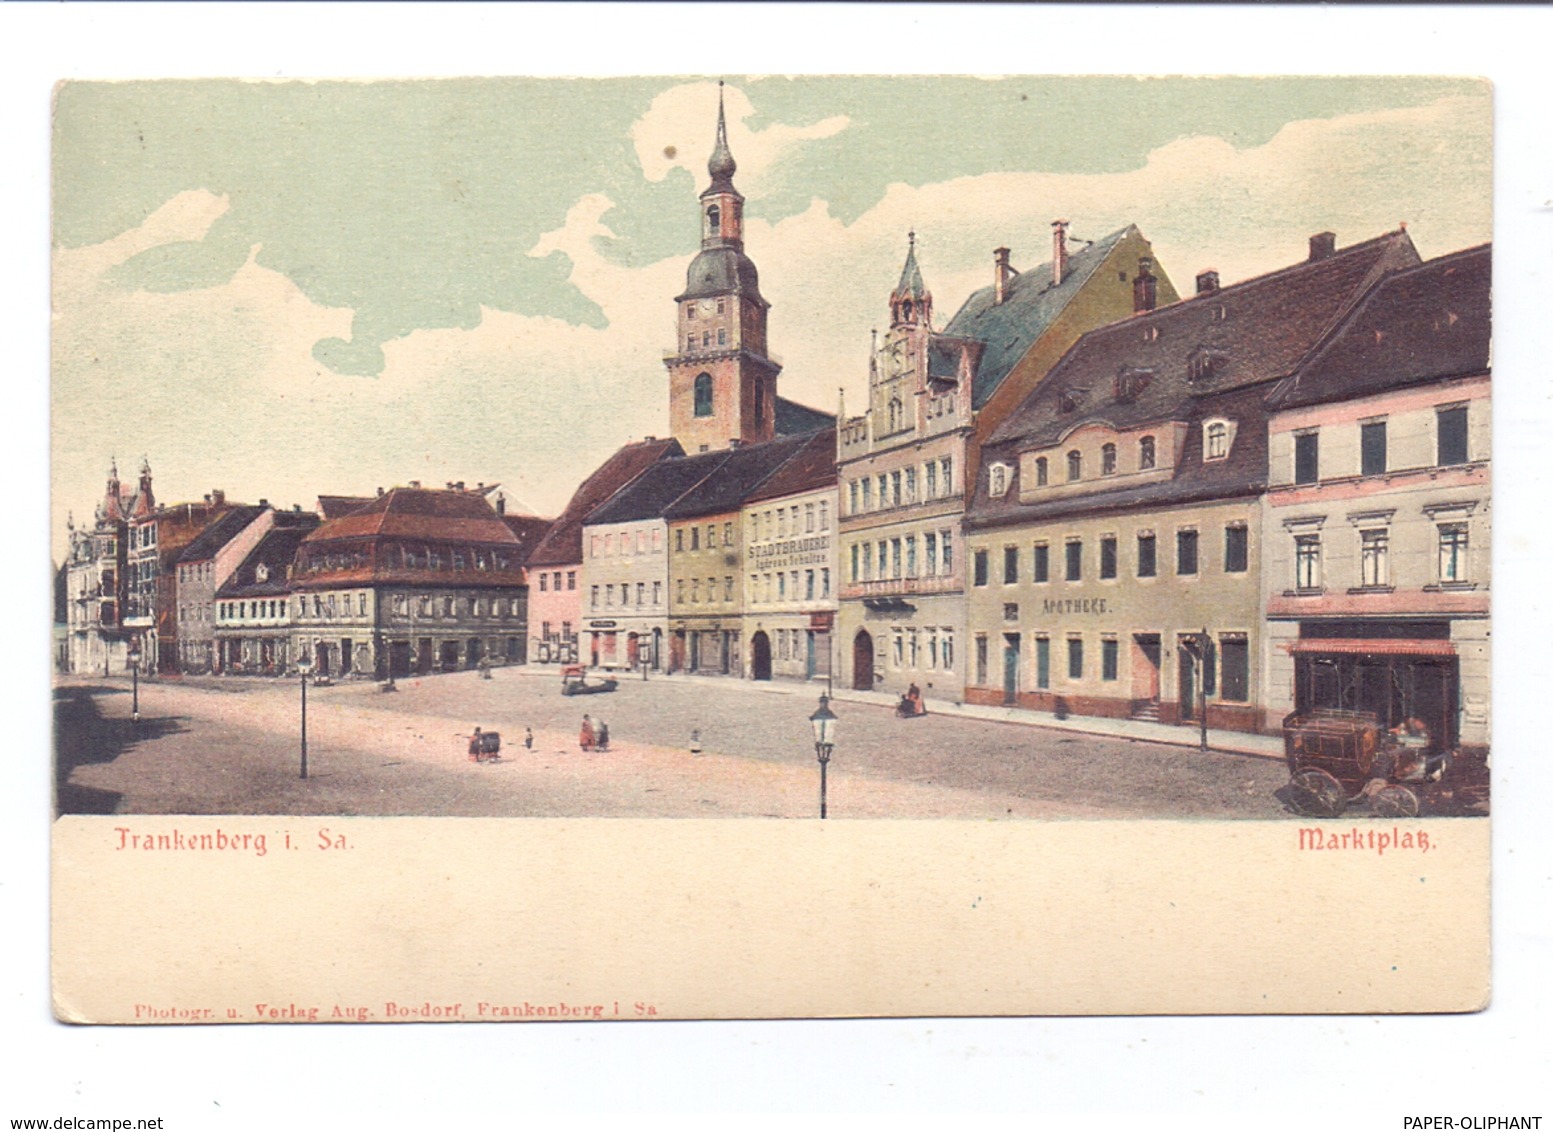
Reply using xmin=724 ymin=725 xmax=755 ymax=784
xmin=750 ymin=631 xmax=772 ymax=681
xmin=626 ymin=633 xmax=639 ymax=669
xmin=852 ymin=629 xmax=875 ymax=691
xmin=314 ymin=640 xmax=330 ymax=677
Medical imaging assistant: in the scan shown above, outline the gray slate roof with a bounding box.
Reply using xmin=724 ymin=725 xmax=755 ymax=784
xmin=943 ymin=225 xmax=1136 ymax=410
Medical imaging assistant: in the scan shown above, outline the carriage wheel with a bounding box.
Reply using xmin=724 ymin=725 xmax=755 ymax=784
xmin=1371 ymin=785 xmax=1420 ymax=819
xmin=1288 ymin=769 xmax=1348 ymax=818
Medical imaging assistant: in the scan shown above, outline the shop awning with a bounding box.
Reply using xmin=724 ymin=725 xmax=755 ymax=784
xmin=1289 ymin=638 xmax=1456 ymax=657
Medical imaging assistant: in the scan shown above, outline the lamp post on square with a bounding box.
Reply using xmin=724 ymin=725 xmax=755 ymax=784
xmin=809 ymin=694 xmax=838 ymax=819
xmin=297 ymin=657 xmax=314 ymax=779
xmin=126 ymin=641 xmax=141 ymax=725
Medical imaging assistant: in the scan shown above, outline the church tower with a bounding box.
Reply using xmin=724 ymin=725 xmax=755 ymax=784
xmin=665 ymin=83 xmax=781 ymax=453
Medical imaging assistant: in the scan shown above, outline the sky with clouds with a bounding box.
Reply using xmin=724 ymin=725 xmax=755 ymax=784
xmin=51 ymin=76 xmax=1490 ymax=558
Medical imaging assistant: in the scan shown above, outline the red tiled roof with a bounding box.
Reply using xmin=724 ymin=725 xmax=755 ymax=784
xmin=304 ymin=486 xmax=519 ymax=546
xmin=317 ymin=495 xmax=375 ymax=519
xmin=744 ymin=427 xmax=837 ymax=503
xmin=525 ymin=437 xmax=684 ymax=567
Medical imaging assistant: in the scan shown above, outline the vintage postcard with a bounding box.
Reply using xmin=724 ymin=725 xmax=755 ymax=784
xmin=51 ymin=75 xmax=1492 ymax=1021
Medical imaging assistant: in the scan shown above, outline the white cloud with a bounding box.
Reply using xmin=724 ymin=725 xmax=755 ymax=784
xmin=632 ymin=80 xmax=849 ymax=197
xmin=53 ymin=91 xmax=1488 ymax=562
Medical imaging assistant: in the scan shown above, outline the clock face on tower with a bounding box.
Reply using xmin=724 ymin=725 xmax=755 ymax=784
xmin=697 ymin=299 xmax=717 ymax=316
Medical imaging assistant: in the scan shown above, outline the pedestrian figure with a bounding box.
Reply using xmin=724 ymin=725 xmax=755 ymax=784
xmin=524 ymin=726 xmax=534 ymax=751
xmin=468 ymin=726 xmax=483 ymax=762
xmin=579 ymin=714 xmax=595 ymax=752
xmin=596 ymin=721 xmax=610 ymax=752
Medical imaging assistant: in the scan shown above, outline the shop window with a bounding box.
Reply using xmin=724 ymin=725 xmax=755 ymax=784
xmin=1036 ymin=636 xmax=1051 ymax=689
xmin=1100 ymin=536 xmax=1118 ymax=579
xmin=1438 ymin=522 xmax=1470 ymax=584
xmin=1361 ymin=420 xmax=1388 ymax=476
xmin=1437 ymin=405 xmax=1469 ymax=466
xmin=1224 ymin=525 xmax=1248 ymax=573
xmin=1294 ymin=431 xmax=1319 ymax=484
xmin=1137 ymin=533 xmax=1157 ymax=578
xmin=1295 ymin=534 xmax=1322 ymax=591
xmin=1176 ymin=529 xmax=1199 ymax=575
xmin=1102 ymin=638 xmax=1119 ymax=681
xmin=1360 ymin=529 xmax=1390 ymax=588
xmin=1067 ymin=637 xmax=1084 ymax=680
xmin=1219 ymin=637 xmax=1249 ymax=702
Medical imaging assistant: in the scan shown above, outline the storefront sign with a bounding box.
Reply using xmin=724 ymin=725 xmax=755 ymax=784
xmin=1040 ymin=597 xmax=1111 ymax=615
xmin=748 ymin=534 xmax=830 ymax=570
xmin=587 ymin=619 xmax=618 ymax=629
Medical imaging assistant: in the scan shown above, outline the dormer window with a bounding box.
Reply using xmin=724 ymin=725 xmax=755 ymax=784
xmin=1188 ymin=349 xmax=1225 ymax=383
xmin=1059 ymin=389 xmax=1085 ymax=414
xmin=989 ymin=463 xmax=1011 ymax=498
xmin=1203 ymin=418 xmax=1236 ymax=461
xmin=1035 ymin=456 xmax=1048 ymax=486
xmin=1067 ymin=450 xmax=1082 ymax=482
xmin=1139 ymin=435 xmax=1156 ymax=470
xmin=1101 ymin=443 xmax=1117 ymax=476
xmin=1115 ymin=368 xmax=1153 ymax=404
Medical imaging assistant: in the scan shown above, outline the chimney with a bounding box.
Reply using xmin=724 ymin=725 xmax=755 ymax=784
xmin=211 ymin=489 xmax=225 ymax=507
xmin=1051 ymin=219 xmax=1069 ymax=287
xmin=445 ymin=481 xmax=455 ymax=490
xmin=728 ymin=438 xmax=743 ymax=449
xmin=409 ymin=480 xmax=421 ymax=489
xmin=1133 ymin=257 xmax=1157 ymax=314
xmin=376 ymin=486 xmax=384 ymax=497
xmin=1308 ymin=232 xmax=1336 ymax=262
xmin=259 ymin=498 xmax=269 ymax=509
xmin=203 ymin=494 xmax=212 ymax=504
xmin=456 ymin=481 xmax=465 ymax=492
xmin=293 ymin=504 xmax=302 ymax=512
xmin=994 ymin=247 xmax=1014 ymax=305
xmin=1196 ymin=270 xmax=1220 ymax=295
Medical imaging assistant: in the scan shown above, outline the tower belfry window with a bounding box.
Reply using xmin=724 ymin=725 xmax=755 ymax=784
xmin=706 ymin=204 xmax=720 ymax=237
xmin=694 ymin=373 xmax=714 ymax=418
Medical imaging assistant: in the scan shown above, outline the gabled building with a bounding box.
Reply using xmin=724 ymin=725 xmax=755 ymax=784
xmin=740 ymin=427 xmax=839 ymax=683
xmin=963 ymin=228 xmax=1420 ymax=734
xmin=173 ymin=503 xmax=270 ymax=673
xmin=661 ymin=432 xmax=812 ymax=676
xmin=836 ymin=223 xmax=1173 ymax=699
xmin=525 ymin=436 xmax=684 ymax=665
xmin=212 ymin=511 xmax=321 ymax=674
xmin=1262 ymin=243 xmax=1491 ymax=755
xmin=579 ymin=448 xmax=733 ymax=671
xmin=63 ymin=461 xmax=142 ymax=675
xmin=291 ymin=483 xmax=528 ymax=678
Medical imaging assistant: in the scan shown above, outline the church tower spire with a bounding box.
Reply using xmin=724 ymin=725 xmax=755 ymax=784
xmin=665 ymin=82 xmax=781 ymax=453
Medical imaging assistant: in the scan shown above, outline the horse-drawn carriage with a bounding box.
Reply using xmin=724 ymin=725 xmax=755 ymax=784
xmin=560 ymin=664 xmax=618 ymax=697
xmin=1282 ymin=709 xmax=1452 ymax=818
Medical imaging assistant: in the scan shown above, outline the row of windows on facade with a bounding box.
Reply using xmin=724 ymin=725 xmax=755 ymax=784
xmin=685 ymin=327 xmax=729 ymax=353
xmin=881 ymin=391 xmax=959 ymax=435
xmin=750 ymin=502 xmax=829 ymax=542
xmin=588 ymin=572 xmax=834 ymax=607
xmin=685 ymin=299 xmax=727 ymax=320
xmin=1291 ymin=405 xmax=1470 ymax=485
xmin=845 ymin=458 xmax=955 ymax=516
xmin=770 ymin=627 xmax=822 ymax=663
xmin=1291 ymin=521 xmax=1471 ymax=591
xmin=847 ymin=529 xmax=956 ymax=583
xmin=177 ymin=561 xmax=215 ymax=585
xmin=974 ymin=526 xmax=1249 ymax=587
xmin=1012 ymin=434 xmax=1164 ymax=497
xmin=214 ymin=593 xmax=523 ymax=621
xmin=537 ymin=622 xmax=576 ymax=642
xmin=887 ymin=626 xmax=956 ymax=674
xmin=972 ymin=632 xmax=1251 ymax=703
xmin=535 ymin=570 xmax=578 ymax=592
xmin=300 ymin=545 xmax=514 ymax=574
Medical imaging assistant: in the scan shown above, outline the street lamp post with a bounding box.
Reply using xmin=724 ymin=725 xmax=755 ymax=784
xmin=127 ymin=642 xmax=141 ymax=725
xmin=297 ymin=658 xmax=313 ymax=779
xmin=808 ymin=694 xmax=838 ymax=820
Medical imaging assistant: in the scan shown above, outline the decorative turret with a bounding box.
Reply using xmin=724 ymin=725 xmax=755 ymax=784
xmin=889 ymin=231 xmax=932 ymax=329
